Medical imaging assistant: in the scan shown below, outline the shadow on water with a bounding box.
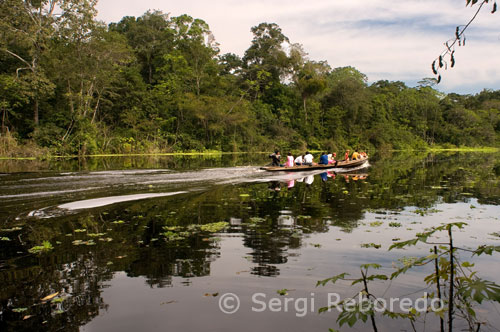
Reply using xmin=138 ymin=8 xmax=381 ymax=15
xmin=0 ymin=152 xmax=499 ymax=331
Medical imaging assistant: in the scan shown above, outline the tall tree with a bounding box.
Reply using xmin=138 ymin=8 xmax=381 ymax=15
xmin=0 ymin=0 xmax=61 ymax=125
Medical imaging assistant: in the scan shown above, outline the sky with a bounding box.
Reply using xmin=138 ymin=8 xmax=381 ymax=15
xmin=95 ymin=0 xmax=500 ymax=94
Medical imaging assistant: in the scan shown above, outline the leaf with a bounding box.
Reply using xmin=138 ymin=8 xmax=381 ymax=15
xmin=12 ymin=307 xmax=28 ymax=313
xmin=474 ymin=245 xmax=500 ymax=256
xmin=317 ymin=273 xmax=349 ymax=287
xmin=366 ymin=274 xmax=389 ymax=281
xmin=41 ymin=292 xmax=59 ymax=302
xmin=462 ymin=261 xmax=475 ymax=268
xmin=432 ymin=60 xmax=438 ymax=75
xmin=389 ymin=238 xmax=419 ymax=250
xmin=459 ymin=278 xmax=500 ymax=303
xmin=360 ymin=263 xmax=382 ymax=270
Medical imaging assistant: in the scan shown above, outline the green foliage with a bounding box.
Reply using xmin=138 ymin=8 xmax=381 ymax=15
xmin=199 ymin=221 xmax=229 ymax=233
xmin=28 ymin=240 xmax=54 ymax=254
xmin=318 ymin=223 xmax=500 ymax=331
xmin=1 ymin=4 xmax=499 ymax=156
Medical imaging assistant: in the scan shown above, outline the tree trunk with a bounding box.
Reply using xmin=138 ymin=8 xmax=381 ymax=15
xmin=1 ymin=105 xmax=6 ymax=135
xmin=33 ymin=98 xmax=39 ymax=125
xmin=303 ymin=97 xmax=307 ymax=123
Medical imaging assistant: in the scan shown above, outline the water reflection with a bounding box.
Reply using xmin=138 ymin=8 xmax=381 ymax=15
xmin=0 ymin=152 xmax=499 ymax=331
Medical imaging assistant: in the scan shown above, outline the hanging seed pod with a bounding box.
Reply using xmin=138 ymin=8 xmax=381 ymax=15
xmin=492 ymin=2 xmax=497 ymax=14
xmin=439 ymin=55 xmax=443 ymax=68
xmin=450 ymin=51 xmax=456 ymax=68
xmin=437 ymin=75 xmax=441 ymax=84
xmin=455 ymin=26 xmax=460 ymax=40
xmin=463 ymin=36 xmax=466 ymax=46
xmin=432 ymin=60 xmax=438 ymax=75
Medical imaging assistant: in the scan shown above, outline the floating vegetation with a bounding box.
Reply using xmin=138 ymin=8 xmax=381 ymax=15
xmin=41 ymin=292 xmax=59 ymax=302
xmin=88 ymin=232 xmax=106 ymax=237
xmin=1 ymin=237 xmax=11 ymax=241
xmin=248 ymin=217 xmax=265 ymax=224
xmin=0 ymin=226 xmax=22 ymax=232
xmin=277 ymin=289 xmax=290 ymax=296
xmin=389 ymin=222 xmax=402 ymax=227
xmin=369 ymin=221 xmax=383 ymax=227
xmin=310 ymin=243 xmax=322 ymax=248
xmin=413 ymin=208 xmax=442 ymax=216
xmin=72 ymin=239 xmax=96 ymax=246
xmin=163 ymin=226 xmax=182 ymax=231
xmin=162 ymin=231 xmax=188 ymax=242
xmin=12 ymin=308 xmax=28 ymax=313
xmin=51 ymin=297 xmax=65 ymax=304
xmin=200 ymin=222 xmax=229 ymax=233
xmin=361 ymin=243 xmax=381 ymax=249
xmin=112 ymin=220 xmax=125 ymax=224
xmin=74 ymin=229 xmax=87 ymax=233
xmin=28 ymin=241 xmax=54 ymax=254
xmin=98 ymin=237 xmax=113 ymax=242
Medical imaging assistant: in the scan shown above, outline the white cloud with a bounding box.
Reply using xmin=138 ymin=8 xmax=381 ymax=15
xmin=95 ymin=0 xmax=500 ymax=93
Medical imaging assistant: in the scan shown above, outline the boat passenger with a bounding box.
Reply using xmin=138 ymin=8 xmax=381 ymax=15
xmin=285 ymin=153 xmax=294 ymax=167
xmin=319 ymin=152 xmax=329 ymax=165
xmin=304 ymin=151 xmax=314 ymax=166
xmin=294 ymin=155 xmax=304 ymax=165
xmin=329 ymin=152 xmax=338 ymax=166
xmin=344 ymin=150 xmax=350 ymax=161
xmin=269 ymin=150 xmax=281 ymax=166
xmin=352 ymin=150 xmax=360 ymax=160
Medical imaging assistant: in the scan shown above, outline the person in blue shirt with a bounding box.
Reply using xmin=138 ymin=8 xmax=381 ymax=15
xmin=318 ymin=152 xmax=329 ymax=165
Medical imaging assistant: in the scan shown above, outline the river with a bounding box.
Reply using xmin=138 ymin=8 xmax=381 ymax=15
xmin=1 ymin=152 xmax=499 ymax=331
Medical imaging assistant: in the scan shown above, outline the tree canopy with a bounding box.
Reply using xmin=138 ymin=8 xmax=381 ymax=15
xmin=0 ymin=3 xmax=498 ymax=156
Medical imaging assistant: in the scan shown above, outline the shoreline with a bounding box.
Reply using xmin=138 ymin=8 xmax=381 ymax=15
xmin=0 ymin=147 xmax=498 ymax=161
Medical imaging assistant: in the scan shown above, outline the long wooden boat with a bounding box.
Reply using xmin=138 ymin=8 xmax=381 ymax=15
xmin=260 ymin=157 xmax=369 ymax=172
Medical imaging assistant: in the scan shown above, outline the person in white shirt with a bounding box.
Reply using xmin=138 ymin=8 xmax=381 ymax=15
xmin=294 ymin=155 xmax=304 ymax=165
xmin=304 ymin=151 xmax=314 ymax=166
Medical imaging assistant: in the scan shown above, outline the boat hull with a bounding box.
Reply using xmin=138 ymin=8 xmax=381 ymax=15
xmin=260 ymin=158 xmax=368 ymax=172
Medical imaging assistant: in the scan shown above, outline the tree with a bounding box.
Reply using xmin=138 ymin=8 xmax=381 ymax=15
xmin=0 ymin=0 xmax=61 ymax=125
xmin=171 ymin=15 xmax=219 ymax=95
xmin=243 ymin=23 xmax=290 ymax=94
xmin=110 ymin=10 xmax=174 ymax=85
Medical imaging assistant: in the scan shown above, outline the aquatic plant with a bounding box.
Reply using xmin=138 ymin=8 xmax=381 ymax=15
xmin=28 ymin=241 xmax=54 ymax=254
xmin=318 ymin=223 xmax=500 ymax=331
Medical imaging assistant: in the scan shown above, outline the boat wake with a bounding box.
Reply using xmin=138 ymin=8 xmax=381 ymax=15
xmin=1 ymin=163 xmax=370 ymax=218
